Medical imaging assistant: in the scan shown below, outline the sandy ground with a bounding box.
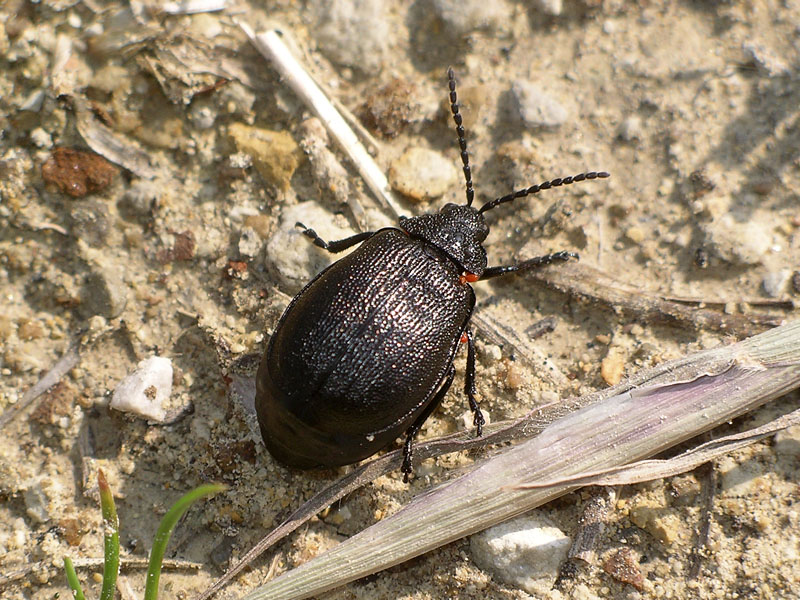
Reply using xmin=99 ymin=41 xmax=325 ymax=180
xmin=1 ymin=1 xmax=799 ymax=599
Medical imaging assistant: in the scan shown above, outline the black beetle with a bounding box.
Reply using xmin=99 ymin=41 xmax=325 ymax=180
xmin=256 ymin=68 xmax=609 ymax=480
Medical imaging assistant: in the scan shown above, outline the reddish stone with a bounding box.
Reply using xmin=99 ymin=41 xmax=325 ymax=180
xmin=42 ymin=147 xmax=116 ymax=198
xmin=603 ymin=547 xmax=644 ymax=590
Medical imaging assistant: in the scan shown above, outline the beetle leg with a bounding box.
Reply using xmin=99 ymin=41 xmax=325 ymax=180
xmin=463 ymin=326 xmax=485 ymax=437
xmin=481 ymin=251 xmax=579 ymax=280
xmin=295 ymin=222 xmax=375 ymax=253
xmin=401 ymin=364 xmax=456 ymax=482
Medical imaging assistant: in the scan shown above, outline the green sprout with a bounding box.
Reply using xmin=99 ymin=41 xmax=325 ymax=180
xmin=64 ymin=469 xmax=225 ymax=600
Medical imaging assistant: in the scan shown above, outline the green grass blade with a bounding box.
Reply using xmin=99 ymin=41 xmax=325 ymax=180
xmin=63 ymin=556 xmax=87 ymax=600
xmin=97 ymin=469 xmax=120 ymax=600
xmin=144 ymin=483 xmax=226 ymax=600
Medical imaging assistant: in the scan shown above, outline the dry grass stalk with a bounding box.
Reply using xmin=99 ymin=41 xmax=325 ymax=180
xmin=241 ymin=319 xmax=800 ymax=600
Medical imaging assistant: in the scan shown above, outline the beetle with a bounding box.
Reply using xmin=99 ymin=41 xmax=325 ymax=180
xmin=256 ymin=68 xmax=609 ymax=481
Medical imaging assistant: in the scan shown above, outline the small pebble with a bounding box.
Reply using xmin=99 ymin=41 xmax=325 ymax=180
xmin=243 ymin=214 xmax=271 ymax=239
xmin=228 ymin=123 xmax=302 ymax=192
xmin=762 ymin=270 xmax=791 ymax=298
xmin=432 ymin=0 xmax=512 ymax=36
xmin=22 ymin=477 xmax=52 ymax=523
xmin=41 ymin=147 xmax=116 ymax=198
xmin=470 ymin=515 xmax=570 ymax=596
xmin=689 ymin=169 xmax=715 ymax=198
xmin=324 ymin=505 xmax=352 ymax=526
xmin=170 ymin=230 xmax=196 ymax=261
xmin=22 ymin=476 xmax=65 ymax=524
xmin=603 ymin=547 xmax=644 ymax=590
xmin=601 ymin=348 xmax=625 ymax=386
xmin=189 ymin=103 xmax=218 ymax=129
xmin=299 ymin=117 xmax=353 ymax=206
xmin=618 ymin=115 xmax=643 ymax=142
xmin=629 ymin=504 xmax=681 ymax=545
xmin=510 ymin=80 xmax=568 ymax=129
xmin=19 ymin=89 xmax=46 ymax=112
xmin=110 ymin=356 xmax=174 ymax=422
xmin=461 ymin=407 xmax=490 ymax=431
xmin=533 ymin=0 xmax=562 ymax=16
xmin=90 ymin=64 xmax=131 ymax=94
xmin=668 ymin=474 xmax=702 ymax=506
xmin=624 ymin=225 xmax=645 ymax=244
xmin=58 ymin=517 xmax=84 ymax=546
xmin=17 ymin=318 xmax=45 ymax=340
xmin=505 ymin=361 xmax=526 ymax=389
xmin=603 ymin=19 xmax=618 ymax=34
xmin=30 ymin=127 xmax=52 ymax=148
xmin=479 ymin=343 xmax=502 ymax=362
xmin=388 ymin=147 xmax=458 ymax=201
xmin=238 ymin=227 xmax=262 ymax=259
xmin=702 ymin=214 xmax=771 ymax=265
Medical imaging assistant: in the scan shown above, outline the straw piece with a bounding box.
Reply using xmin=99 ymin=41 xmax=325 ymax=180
xmin=240 ymin=320 xmax=800 ymax=600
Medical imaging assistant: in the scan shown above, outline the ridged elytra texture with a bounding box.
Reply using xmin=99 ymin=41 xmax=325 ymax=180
xmin=256 ymin=229 xmax=475 ymax=468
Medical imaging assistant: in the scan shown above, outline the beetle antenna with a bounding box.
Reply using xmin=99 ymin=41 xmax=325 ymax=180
xmin=448 ymin=67 xmax=475 ymax=207
xmin=478 ymin=171 xmax=610 ymax=214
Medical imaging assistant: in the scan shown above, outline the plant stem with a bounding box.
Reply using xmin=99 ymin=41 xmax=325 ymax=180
xmin=97 ymin=469 xmax=120 ymax=600
xmin=63 ymin=556 xmax=87 ymax=600
xmin=144 ymin=484 xmax=226 ymax=600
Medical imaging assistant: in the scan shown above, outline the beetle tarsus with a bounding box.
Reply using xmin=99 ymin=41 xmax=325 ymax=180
xmin=401 ymin=434 xmax=414 ymax=483
xmin=473 ymin=410 xmax=485 ymax=437
xmin=296 ymin=222 xmax=375 ymax=254
xmin=481 ymin=251 xmax=579 ymax=280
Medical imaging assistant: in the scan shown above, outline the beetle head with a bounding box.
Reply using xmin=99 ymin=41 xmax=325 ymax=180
xmin=399 ymin=204 xmax=489 ymax=277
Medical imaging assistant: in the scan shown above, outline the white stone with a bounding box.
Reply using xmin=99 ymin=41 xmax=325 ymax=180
xmin=238 ymin=226 xmax=262 ymax=259
xmin=702 ymin=214 xmax=771 ymax=265
xmin=388 ymin=147 xmax=459 ymax=202
xmin=511 ymin=80 xmax=568 ymax=129
xmin=762 ymin=269 xmax=791 ymax=298
xmin=470 ymin=514 xmax=571 ymax=596
xmin=432 ymin=0 xmax=512 ymax=36
xmin=110 ymin=356 xmax=173 ymax=422
xmin=22 ymin=476 xmax=66 ymax=524
xmin=30 ymin=127 xmax=53 ymax=148
xmin=618 ymin=115 xmax=643 ymax=141
xmin=533 ymin=0 xmax=562 ymax=16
